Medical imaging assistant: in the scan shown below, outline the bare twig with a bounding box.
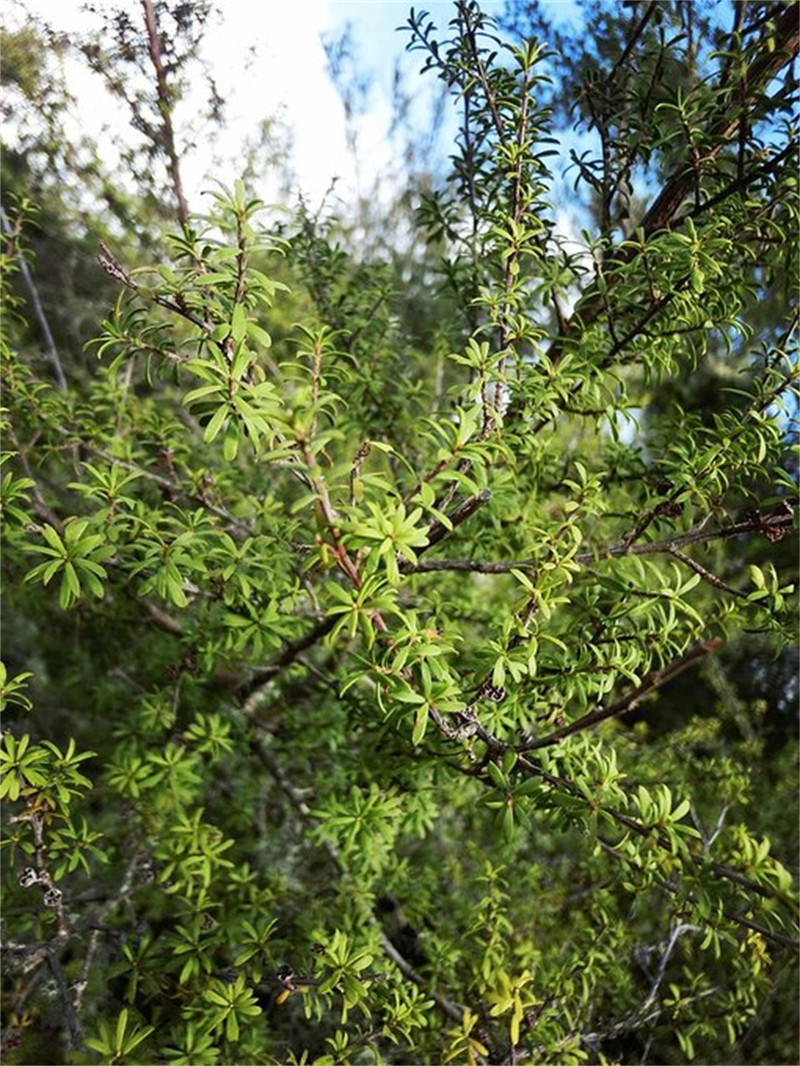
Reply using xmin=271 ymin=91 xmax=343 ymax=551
xmin=141 ymin=598 xmax=184 ymax=635
xmin=46 ymin=950 xmax=84 ymax=1048
xmin=668 ymin=547 xmax=745 ymax=598
xmin=81 ymin=439 xmax=253 ymax=535
xmin=97 ymin=242 xmax=209 ymax=334
xmin=73 ymin=853 xmax=141 ymax=1013
xmin=237 ymin=616 xmax=337 ymax=699
xmin=1 ymin=206 xmax=68 ymax=390
xmin=641 ymin=923 xmax=702 ymax=1013
xmin=140 ymin=0 xmax=190 ymax=229
xmin=608 ymin=1 xmax=659 ymax=82
xmin=379 ymin=933 xmax=466 ymax=1026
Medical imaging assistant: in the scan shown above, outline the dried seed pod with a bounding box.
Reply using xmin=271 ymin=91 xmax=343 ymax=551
xmin=18 ymin=867 xmax=40 ymax=888
xmin=43 ymin=886 xmax=63 ymax=907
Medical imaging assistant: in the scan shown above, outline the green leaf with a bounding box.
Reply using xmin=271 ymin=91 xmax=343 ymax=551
xmin=412 ymin=704 xmax=428 ymax=745
xmin=204 ymin=403 xmax=229 ymax=444
xmin=246 ymin=321 xmax=272 ymax=348
xmin=231 ymin=303 xmax=247 ymax=343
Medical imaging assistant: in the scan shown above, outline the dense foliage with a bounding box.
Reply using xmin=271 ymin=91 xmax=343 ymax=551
xmin=1 ymin=2 xmax=798 ymax=1064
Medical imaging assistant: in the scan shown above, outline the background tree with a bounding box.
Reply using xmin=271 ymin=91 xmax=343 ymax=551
xmin=1 ymin=2 xmax=798 ymax=1064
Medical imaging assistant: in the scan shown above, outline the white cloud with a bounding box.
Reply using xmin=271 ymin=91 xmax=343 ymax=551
xmin=193 ymin=1 xmax=357 ymax=206
xmin=7 ymin=0 xmax=384 ymax=211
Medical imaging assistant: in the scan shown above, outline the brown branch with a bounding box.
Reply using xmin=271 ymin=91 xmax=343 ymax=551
xmin=8 ymin=812 xmax=83 ymax=1046
xmin=600 ymin=280 xmax=684 ymax=369
xmin=428 ymin=681 xmax=795 ymax=935
xmin=97 ymin=243 xmax=209 ymax=334
xmin=237 ymin=616 xmax=335 ymax=700
xmin=299 ymin=437 xmax=364 ymax=589
xmin=637 ymin=4 xmax=799 ymax=238
xmin=689 ymin=138 xmax=798 ymax=222
xmin=459 ymin=0 xmax=507 ymax=149
xmin=5 ymin=426 xmax=63 ymax=530
xmin=141 ymin=0 xmax=190 ymax=229
xmin=668 ymin=548 xmax=746 ymax=599
xmin=418 ymin=488 xmax=493 ymax=554
xmin=79 ymin=440 xmax=253 ymax=535
xmin=729 ymin=913 xmax=800 ymax=952
xmin=609 ymin=1 xmax=660 ymax=82
xmin=408 ymin=506 xmax=795 ymax=574
xmin=379 ymin=934 xmax=466 ymax=1027
xmin=141 ymin=598 xmax=184 ymax=635
xmin=72 ymin=854 xmax=141 ymax=1014
xmin=511 ymin=753 xmax=785 ymax=908
xmin=46 ymin=949 xmax=84 ymax=1049
xmin=240 ymin=490 xmax=494 ymax=699
xmin=519 ymin=639 xmax=722 ymax=751
xmin=403 ymin=455 xmax=460 ymax=508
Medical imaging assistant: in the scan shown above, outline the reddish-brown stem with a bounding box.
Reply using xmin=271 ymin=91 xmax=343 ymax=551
xmin=141 ymin=0 xmax=190 ymax=229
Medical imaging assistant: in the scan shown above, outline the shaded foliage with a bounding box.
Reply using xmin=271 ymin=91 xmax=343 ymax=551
xmin=1 ymin=3 xmax=798 ymax=1064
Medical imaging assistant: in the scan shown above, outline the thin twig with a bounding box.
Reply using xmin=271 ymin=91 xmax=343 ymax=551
xmin=251 ymin=736 xmax=477 ymax=1043
xmin=408 ymin=508 xmax=795 ymax=574
xmin=609 ymin=1 xmax=659 ymax=81
xmin=668 ymin=547 xmax=745 ymax=598
xmin=97 ymin=242 xmax=209 ymax=333
xmin=73 ymin=853 xmax=141 ymax=1013
xmin=46 ymin=950 xmax=84 ymax=1048
xmin=1 ymin=207 xmax=68 ymax=389
xmin=517 ymin=639 xmax=722 ymax=751
xmin=140 ymin=0 xmax=190 ymax=229
xmin=419 ymin=489 xmax=493 ymax=554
